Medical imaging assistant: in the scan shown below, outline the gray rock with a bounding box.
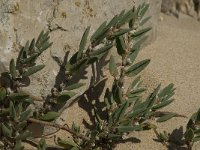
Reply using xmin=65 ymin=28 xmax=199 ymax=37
xmin=161 ymin=0 xmax=200 ymax=20
xmin=0 ymin=0 xmax=162 ymax=135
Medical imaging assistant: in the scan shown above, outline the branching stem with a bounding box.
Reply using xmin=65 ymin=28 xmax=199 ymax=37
xmin=28 ymin=118 xmax=91 ymax=141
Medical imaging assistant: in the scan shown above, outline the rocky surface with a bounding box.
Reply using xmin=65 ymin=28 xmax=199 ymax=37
xmin=0 ymin=0 xmax=161 ymax=98
xmin=161 ymin=0 xmax=200 ymax=20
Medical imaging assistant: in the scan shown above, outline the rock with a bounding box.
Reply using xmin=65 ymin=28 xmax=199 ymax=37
xmin=0 ymin=0 xmax=162 ymax=98
xmin=161 ymin=0 xmax=200 ymax=20
xmin=0 ymin=0 xmax=162 ymax=135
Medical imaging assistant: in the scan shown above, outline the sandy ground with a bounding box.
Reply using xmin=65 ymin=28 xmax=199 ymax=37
xmin=116 ymin=13 xmax=200 ymax=150
xmin=24 ymin=14 xmax=200 ymax=150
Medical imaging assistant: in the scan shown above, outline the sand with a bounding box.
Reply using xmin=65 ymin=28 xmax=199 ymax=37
xmin=116 ymin=13 xmax=200 ymax=150
xmin=24 ymin=13 xmax=200 ymax=150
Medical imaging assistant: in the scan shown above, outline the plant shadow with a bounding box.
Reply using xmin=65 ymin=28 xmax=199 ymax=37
xmin=154 ymin=126 xmax=187 ymax=150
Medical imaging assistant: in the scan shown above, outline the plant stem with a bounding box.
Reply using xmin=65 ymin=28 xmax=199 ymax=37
xmin=28 ymin=118 xmax=91 ymax=141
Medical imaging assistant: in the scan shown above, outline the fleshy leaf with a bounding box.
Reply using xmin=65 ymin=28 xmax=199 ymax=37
xmin=125 ymin=59 xmax=150 ymax=76
xmin=23 ymin=65 xmax=45 ymax=77
xmin=10 ymin=59 xmax=16 ymax=79
xmin=57 ymin=92 xmax=76 ymax=103
xmin=109 ymin=55 xmax=118 ymax=77
xmin=40 ymin=111 xmax=60 ymax=121
xmin=57 ymin=138 xmax=79 ymax=149
xmin=19 ymin=109 xmax=32 ymax=122
xmin=0 ymin=87 xmax=6 ymax=101
xmin=156 ymin=113 xmax=177 ymax=122
xmin=77 ymin=26 xmax=90 ymax=59
xmin=116 ymin=36 xmax=126 ymax=56
xmin=65 ymin=83 xmax=85 ymax=91
xmin=184 ymin=128 xmax=194 ymax=141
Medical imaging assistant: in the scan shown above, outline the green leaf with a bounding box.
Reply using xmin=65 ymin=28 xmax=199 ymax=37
xmin=140 ymin=16 xmax=151 ymax=26
xmin=9 ymin=93 xmax=29 ymax=101
xmin=193 ymin=136 xmax=200 ymax=142
xmin=117 ymin=126 xmax=137 ymax=132
xmin=57 ymin=92 xmax=76 ymax=103
xmin=65 ymin=83 xmax=85 ymax=91
xmin=19 ymin=109 xmax=32 ymax=122
xmin=23 ymin=65 xmax=45 ymax=77
xmin=112 ymin=28 xmax=133 ymax=38
xmin=125 ymin=59 xmax=150 ymax=76
xmin=16 ymin=47 xmax=25 ymax=68
xmin=91 ymin=21 xmax=107 ymax=42
xmin=68 ymin=58 xmax=88 ymax=73
xmin=77 ymin=26 xmax=90 ymax=59
xmin=37 ymin=138 xmax=46 ymax=150
xmin=117 ymin=9 xmax=135 ymax=27
xmin=29 ymin=38 xmax=35 ymax=53
xmin=128 ymin=46 xmax=140 ymax=64
xmin=152 ymin=99 xmax=174 ymax=110
xmin=90 ymin=44 xmax=113 ymax=58
xmin=71 ymin=147 xmax=79 ymax=150
xmin=107 ymin=134 xmax=122 ymax=140
xmin=158 ymin=83 xmax=175 ymax=98
xmin=23 ymin=41 xmax=30 ymax=54
xmin=132 ymin=36 xmax=148 ymax=50
xmin=0 ymin=87 xmax=6 ymax=101
xmin=115 ymin=101 xmax=129 ymax=123
xmin=116 ymin=36 xmax=126 ymax=56
xmin=184 ymin=128 xmax=194 ymax=141
xmin=36 ymin=31 xmax=44 ymax=46
xmin=10 ymin=59 xmax=17 ymax=79
xmin=16 ymin=121 xmax=27 ymax=130
xmin=57 ymin=138 xmax=79 ymax=149
xmin=128 ymin=76 xmax=141 ymax=91
xmin=128 ymin=88 xmax=146 ymax=97
xmin=113 ymin=85 xmax=123 ymax=104
xmin=128 ymin=107 xmax=146 ymax=119
xmin=106 ymin=14 xmax=119 ymax=29
xmin=13 ymin=140 xmax=24 ymax=150
xmin=9 ymin=101 xmax=16 ymax=118
xmin=40 ymin=111 xmax=60 ymax=121
xmin=139 ymin=3 xmax=150 ymax=18
xmin=109 ymin=55 xmax=118 ymax=77
xmin=39 ymin=42 xmax=53 ymax=53
xmin=131 ymin=27 xmax=152 ymax=38
xmin=196 ymin=109 xmax=200 ymax=122
xmin=156 ymin=113 xmax=177 ymax=122
xmin=22 ymin=53 xmax=38 ymax=64
xmin=146 ymin=84 xmax=161 ymax=108
xmin=104 ymin=88 xmax=114 ymax=109
xmin=1 ymin=123 xmax=12 ymax=137
xmin=16 ymin=130 xmax=32 ymax=140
